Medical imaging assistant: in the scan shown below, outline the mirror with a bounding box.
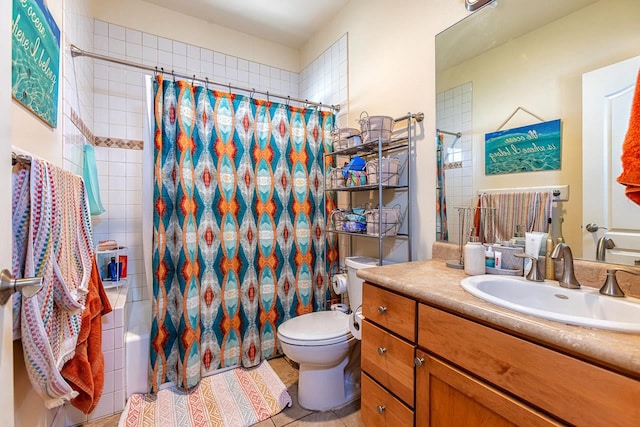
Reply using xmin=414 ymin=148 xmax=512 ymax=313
xmin=435 ymin=0 xmax=640 ymax=263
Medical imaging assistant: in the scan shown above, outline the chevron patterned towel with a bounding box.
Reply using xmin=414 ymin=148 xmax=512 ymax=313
xmin=12 ymin=158 xmax=94 ymax=408
xmin=119 ymin=361 xmax=292 ymax=427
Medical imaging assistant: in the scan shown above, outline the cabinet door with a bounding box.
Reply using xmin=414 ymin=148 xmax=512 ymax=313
xmin=415 ymin=350 xmax=560 ymax=427
xmin=362 ymin=320 xmax=415 ymax=407
xmin=362 ymin=373 xmax=414 ymax=427
xmin=419 ymin=304 xmax=640 ymax=427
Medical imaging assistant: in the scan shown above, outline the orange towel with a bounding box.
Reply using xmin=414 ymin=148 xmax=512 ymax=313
xmin=61 ymin=256 xmax=112 ymax=414
xmin=617 ymin=68 xmax=640 ymax=205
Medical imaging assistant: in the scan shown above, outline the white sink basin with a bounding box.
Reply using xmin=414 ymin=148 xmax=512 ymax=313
xmin=460 ymin=275 xmax=640 ymax=333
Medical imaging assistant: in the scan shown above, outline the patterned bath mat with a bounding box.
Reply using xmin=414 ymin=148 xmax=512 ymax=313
xmin=119 ymin=360 xmax=292 ymax=427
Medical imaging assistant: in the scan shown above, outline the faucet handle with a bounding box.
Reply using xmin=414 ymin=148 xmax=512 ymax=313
xmin=513 ymin=253 xmax=544 ymax=282
xmin=599 ymin=268 xmax=640 ymax=297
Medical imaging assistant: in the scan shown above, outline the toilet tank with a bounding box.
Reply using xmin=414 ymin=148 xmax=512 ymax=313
xmin=345 ymin=256 xmax=391 ymax=312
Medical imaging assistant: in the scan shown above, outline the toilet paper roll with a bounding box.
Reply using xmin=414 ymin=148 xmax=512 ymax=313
xmin=348 ymin=309 xmax=363 ymax=340
xmin=332 ymin=273 xmax=348 ymax=295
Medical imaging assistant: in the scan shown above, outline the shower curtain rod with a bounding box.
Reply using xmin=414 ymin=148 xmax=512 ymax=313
xmin=69 ymin=44 xmax=340 ymax=112
xmin=437 ymin=128 xmax=461 ymax=137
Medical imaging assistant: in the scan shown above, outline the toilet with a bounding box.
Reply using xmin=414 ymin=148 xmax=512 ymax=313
xmin=277 ymin=256 xmax=384 ymax=411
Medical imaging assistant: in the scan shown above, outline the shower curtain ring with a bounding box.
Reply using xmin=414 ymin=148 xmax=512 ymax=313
xmin=154 ymin=66 xmax=158 ymax=78
xmin=250 ymin=88 xmax=255 ymax=101
xmin=205 ymin=77 xmax=209 ymax=90
xmin=286 ymin=96 xmax=290 ymax=107
xmin=266 ymin=91 xmax=270 ymax=103
xmin=192 ymin=74 xmax=196 ymax=86
xmin=228 ymin=82 xmax=232 ymax=94
xmin=171 ymin=70 xmax=175 ymax=83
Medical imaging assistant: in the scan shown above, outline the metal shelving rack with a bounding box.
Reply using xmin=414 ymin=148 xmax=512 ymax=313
xmin=324 ymin=112 xmax=423 ymax=265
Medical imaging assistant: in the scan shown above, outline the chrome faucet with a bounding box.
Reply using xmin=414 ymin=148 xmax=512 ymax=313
xmin=550 ymin=243 xmax=581 ymax=289
xmin=599 ymin=268 xmax=640 ymax=297
xmin=595 ymin=236 xmax=615 ymax=261
xmin=513 ymin=253 xmax=544 ymax=282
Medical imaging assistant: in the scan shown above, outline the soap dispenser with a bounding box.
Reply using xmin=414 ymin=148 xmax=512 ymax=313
xmin=485 ymin=245 xmax=495 ymax=268
xmin=464 ymin=233 xmax=485 ymax=276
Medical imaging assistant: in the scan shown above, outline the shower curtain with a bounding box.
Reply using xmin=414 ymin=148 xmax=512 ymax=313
xmin=436 ymin=133 xmax=448 ymax=240
xmin=150 ymin=76 xmax=338 ymax=392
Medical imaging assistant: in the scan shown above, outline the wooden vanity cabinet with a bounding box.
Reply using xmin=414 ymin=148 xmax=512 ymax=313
xmin=361 ymin=283 xmax=416 ymax=426
xmin=417 ymin=304 xmax=640 ymax=427
xmin=360 ymin=281 xmax=640 ymax=426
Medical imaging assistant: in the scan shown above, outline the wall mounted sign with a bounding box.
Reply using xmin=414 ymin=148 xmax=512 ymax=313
xmin=485 ymin=119 xmax=561 ymax=175
xmin=11 ymin=0 xmax=60 ymax=128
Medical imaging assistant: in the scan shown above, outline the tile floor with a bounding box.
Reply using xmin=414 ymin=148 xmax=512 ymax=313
xmin=81 ymin=356 xmax=363 ymax=427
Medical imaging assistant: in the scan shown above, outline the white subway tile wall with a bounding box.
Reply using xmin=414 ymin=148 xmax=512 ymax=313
xmin=436 ymin=82 xmax=473 ymax=244
xmin=62 ymin=0 xmax=94 ymax=176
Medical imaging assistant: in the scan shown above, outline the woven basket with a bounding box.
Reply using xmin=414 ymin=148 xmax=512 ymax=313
xmin=366 ymin=157 xmax=401 ymax=186
xmin=331 ymin=209 xmax=366 ymax=233
xmin=359 ymin=112 xmax=394 ymax=144
xmin=365 ymin=206 xmax=401 ymax=237
xmin=332 ymin=128 xmax=360 ymax=151
xmin=326 ymin=167 xmax=345 ymax=189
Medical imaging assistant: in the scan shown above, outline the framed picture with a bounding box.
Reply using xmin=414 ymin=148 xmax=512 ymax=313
xmin=11 ymin=0 xmax=61 ymax=128
xmin=485 ymin=119 xmax=562 ymax=176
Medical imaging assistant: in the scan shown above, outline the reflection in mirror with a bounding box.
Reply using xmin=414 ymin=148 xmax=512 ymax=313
xmin=582 ymin=55 xmax=640 ymax=266
xmin=435 ymin=0 xmax=640 ymax=264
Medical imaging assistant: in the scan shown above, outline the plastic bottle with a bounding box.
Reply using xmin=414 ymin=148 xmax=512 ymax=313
xmin=556 ymin=217 xmax=565 ymax=244
xmin=485 ymin=246 xmax=495 ymax=268
xmin=109 ymin=256 xmax=118 ymax=281
xmin=464 ymin=238 xmax=486 ymax=276
xmin=494 ymin=250 xmax=502 ymax=269
xmin=545 ymin=219 xmax=555 ymax=279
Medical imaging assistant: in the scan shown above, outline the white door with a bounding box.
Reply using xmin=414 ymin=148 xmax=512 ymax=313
xmin=1 ymin=0 xmax=15 ymax=424
xmin=582 ymin=55 xmax=640 ymax=266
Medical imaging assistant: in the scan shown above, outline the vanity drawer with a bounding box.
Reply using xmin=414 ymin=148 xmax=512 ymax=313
xmin=362 ymin=319 xmax=415 ymax=407
xmin=418 ymin=304 xmax=640 ymax=427
xmin=362 ymin=372 xmax=414 ymax=427
xmin=363 ymin=282 xmax=416 ymax=341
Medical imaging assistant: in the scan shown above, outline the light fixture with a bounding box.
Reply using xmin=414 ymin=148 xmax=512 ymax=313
xmin=465 ymin=0 xmax=493 ymax=11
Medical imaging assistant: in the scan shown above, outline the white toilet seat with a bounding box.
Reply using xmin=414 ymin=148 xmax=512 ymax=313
xmin=278 ymin=311 xmax=352 ymax=346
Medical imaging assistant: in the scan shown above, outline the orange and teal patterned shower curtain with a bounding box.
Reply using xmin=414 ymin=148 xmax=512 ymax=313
xmin=150 ymin=76 xmax=337 ymax=392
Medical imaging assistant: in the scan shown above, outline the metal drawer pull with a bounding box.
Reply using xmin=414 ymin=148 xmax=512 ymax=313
xmin=377 ymin=347 xmax=387 ymax=355
xmin=414 ymin=357 xmax=425 ymax=367
xmin=377 ymin=305 xmax=387 ymax=314
xmin=377 ymin=405 xmax=386 ymax=414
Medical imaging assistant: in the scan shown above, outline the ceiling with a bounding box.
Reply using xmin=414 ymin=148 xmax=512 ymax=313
xmin=436 ymin=0 xmax=599 ymax=72
xmin=143 ymin=0 xmax=349 ymax=49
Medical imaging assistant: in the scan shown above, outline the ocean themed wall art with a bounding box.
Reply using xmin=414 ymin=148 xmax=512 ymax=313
xmin=485 ymin=119 xmax=561 ymax=175
xmin=11 ymin=0 xmax=60 ymax=128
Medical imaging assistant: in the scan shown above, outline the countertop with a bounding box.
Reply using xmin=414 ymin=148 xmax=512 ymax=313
xmin=357 ymin=259 xmax=640 ymax=379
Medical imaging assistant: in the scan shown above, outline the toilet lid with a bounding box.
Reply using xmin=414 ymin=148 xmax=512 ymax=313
xmin=278 ymin=311 xmax=351 ymax=345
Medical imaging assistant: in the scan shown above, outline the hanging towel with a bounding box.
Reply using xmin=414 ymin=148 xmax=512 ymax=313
xmin=62 ymin=255 xmax=112 ymax=414
xmin=12 ymin=157 xmax=95 ymax=408
xmin=617 ymin=68 xmax=640 ymax=205
xmin=479 ymin=191 xmax=553 ymax=243
xmin=83 ymin=144 xmax=106 ymax=215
